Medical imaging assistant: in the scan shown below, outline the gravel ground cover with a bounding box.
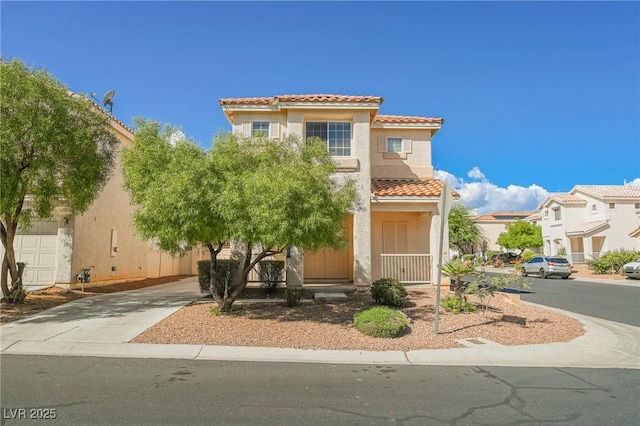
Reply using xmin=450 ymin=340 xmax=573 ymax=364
xmin=131 ymin=287 xmax=586 ymax=351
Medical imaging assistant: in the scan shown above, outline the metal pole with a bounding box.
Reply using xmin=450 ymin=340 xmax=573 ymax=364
xmin=434 ymin=182 xmax=449 ymax=334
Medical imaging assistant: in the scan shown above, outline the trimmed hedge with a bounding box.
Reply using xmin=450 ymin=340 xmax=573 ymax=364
xmin=197 ymin=259 xmax=240 ymax=296
xmin=353 ymin=306 xmax=408 ymax=338
xmin=370 ymin=278 xmax=408 ymax=307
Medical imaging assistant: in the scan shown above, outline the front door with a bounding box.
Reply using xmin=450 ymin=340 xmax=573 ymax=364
xmin=304 ymin=219 xmax=352 ymax=281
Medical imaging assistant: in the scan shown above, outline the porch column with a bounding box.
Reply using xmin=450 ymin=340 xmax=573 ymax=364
xmin=55 ymin=218 xmax=74 ymax=285
xmin=286 ymin=246 xmax=304 ymax=288
xmin=582 ymin=237 xmax=593 ymax=263
xmin=353 ymin=209 xmax=372 ymax=288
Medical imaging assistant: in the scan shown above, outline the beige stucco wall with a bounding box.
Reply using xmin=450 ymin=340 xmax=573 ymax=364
xmin=476 ymin=221 xmax=510 ymax=251
xmin=370 ymin=128 xmax=434 ymax=179
xmin=231 ymin=108 xmax=374 ymax=286
xmin=70 ymin=127 xmax=150 ymax=282
xmin=371 ymin=211 xmax=431 ymax=280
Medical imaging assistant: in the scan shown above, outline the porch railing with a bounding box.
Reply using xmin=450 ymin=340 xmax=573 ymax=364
xmin=381 ymin=254 xmax=432 ymax=284
xmin=571 ymin=252 xmax=585 ymax=264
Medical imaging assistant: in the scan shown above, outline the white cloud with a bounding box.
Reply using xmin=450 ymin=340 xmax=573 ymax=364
xmin=434 ymin=168 xmax=549 ymax=215
xmin=467 ymin=166 xmax=486 ymax=181
xmin=625 ymin=178 xmax=640 ymax=186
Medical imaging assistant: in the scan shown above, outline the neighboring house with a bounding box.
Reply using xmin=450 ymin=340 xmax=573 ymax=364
xmin=629 ymin=225 xmax=640 ymax=251
xmin=218 ymin=94 xmax=458 ymax=287
xmin=1 ymin=115 xmax=194 ymax=291
xmin=537 ymin=185 xmax=640 ymax=263
xmin=474 ymin=211 xmax=539 ymax=252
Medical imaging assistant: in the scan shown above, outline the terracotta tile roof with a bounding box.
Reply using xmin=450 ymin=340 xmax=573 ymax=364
xmin=373 ymin=114 xmax=443 ymax=125
xmin=492 ymin=211 xmax=539 ymax=217
xmin=91 ymin=101 xmax=134 ymax=136
xmin=550 ymin=193 xmax=587 ymax=204
xmin=574 ymin=185 xmax=640 ymax=200
xmin=566 ymin=220 xmax=609 ymax=236
xmin=219 ymin=94 xmax=383 ymax=106
xmin=371 ymin=179 xmax=460 ymax=198
xmin=218 ymin=97 xmax=273 ymax=106
xmin=276 ymin=94 xmax=383 ymax=104
xmin=476 ymin=211 xmax=539 ymax=221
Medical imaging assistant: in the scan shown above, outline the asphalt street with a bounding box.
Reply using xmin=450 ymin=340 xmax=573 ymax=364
xmin=1 ymin=355 xmax=639 ymax=426
xmin=492 ymin=274 xmax=640 ymax=327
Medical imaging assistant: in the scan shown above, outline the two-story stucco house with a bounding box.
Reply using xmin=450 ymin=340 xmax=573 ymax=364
xmin=218 ymin=94 xmax=457 ymax=287
xmin=537 ymin=185 xmax=640 ymax=263
xmin=1 ymin=115 xmax=193 ymax=291
xmin=475 ymin=211 xmax=539 ymax=252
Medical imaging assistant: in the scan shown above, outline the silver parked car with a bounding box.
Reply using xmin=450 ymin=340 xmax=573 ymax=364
xmin=622 ymin=259 xmax=640 ymax=279
xmin=521 ymin=256 xmax=572 ymax=279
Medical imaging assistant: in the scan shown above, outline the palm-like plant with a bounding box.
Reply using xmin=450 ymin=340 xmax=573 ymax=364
xmin=441 ymin=259 xmax=476 ymax=294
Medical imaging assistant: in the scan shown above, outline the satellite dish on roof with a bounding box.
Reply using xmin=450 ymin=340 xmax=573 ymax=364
xmin=103 ymin=90 xmax=115 ymax=114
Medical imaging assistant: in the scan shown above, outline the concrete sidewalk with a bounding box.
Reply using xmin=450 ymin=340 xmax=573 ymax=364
xmin=1 ymin=276 xmax=639 ymax=368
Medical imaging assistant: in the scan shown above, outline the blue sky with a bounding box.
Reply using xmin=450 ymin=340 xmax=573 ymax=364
xmin=2 ymin=1 xmax=639 ymax=214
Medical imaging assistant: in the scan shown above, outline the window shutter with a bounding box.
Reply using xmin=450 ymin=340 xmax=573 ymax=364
xmin=242 ymin=122 xmax=251 ymax=137
xmin=378 ymin=136 xmax=387 ymax=153
xmin=402 ymin=138 xmax=412 ymax=153
xmin=269 ymin=122 xmax=280 ymax=139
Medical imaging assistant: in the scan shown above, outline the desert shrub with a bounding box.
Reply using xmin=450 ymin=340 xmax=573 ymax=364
xmin=465 ymin=271 xmax=531 ymax=314
xmin=197 ymin=259 xmax=240 ymax=296
xmin=284 ymin=288 xmax=301 ymax=307
xmin=370 ymin=278 xmax=408 ymax=307
xmin=520 ymin=249 xmax=536 ymax=262
xmin=353 ymin=306 xmax=408 ymax=338
xmin=258 ymin=260 xmax=285 ymax=295
xmin=586 ymin=249 xmax=640 ymax=275
xmin=462 ymin=254 xmax=475 ymax=261
xmin=440 ymin=295 xmax=476 ymax=313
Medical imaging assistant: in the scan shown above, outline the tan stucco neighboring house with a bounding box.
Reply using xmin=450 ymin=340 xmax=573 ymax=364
xmin=218 ymin=94 xmax=458 ymax=287
xmin=474 ymin=211 xmax=539 ymax=252
xmin=537 ymin=185 xmax=640 ymax=263
xmin=1 ymin=115 xmax=193 ymax=291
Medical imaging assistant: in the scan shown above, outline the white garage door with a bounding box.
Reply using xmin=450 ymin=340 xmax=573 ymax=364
xmin=0 ymin=222 xmax=58 ymax=288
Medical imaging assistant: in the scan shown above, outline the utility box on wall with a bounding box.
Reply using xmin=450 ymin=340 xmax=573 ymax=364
xmin=110 ymin=229 xmax=118 ymax=257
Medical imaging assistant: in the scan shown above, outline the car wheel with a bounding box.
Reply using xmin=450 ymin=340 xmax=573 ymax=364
xmin=521 ymin=268 xmax=528 ymax=277
xmin=539 ymin=269 xmax=547 ymax=279
xmin=561 ymin=275 xmax=569 ymax=280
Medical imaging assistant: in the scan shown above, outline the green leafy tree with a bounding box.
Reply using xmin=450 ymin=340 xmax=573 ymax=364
xmin=448 ymin=203 xmax=483 ymax=254
xmin=0 ymin=59 xmax=118 ymax=302
xmin=122 ymin=122 xmax=357 ymax=311
xmin=496 ymin=220 xmax=543 ymax=254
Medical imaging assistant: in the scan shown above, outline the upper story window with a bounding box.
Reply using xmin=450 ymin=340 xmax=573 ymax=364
xmin=608 ymin=203 xmax=615 ymax=209
xmin=306 ymin=121 xmax=351 ymax=156
xmin=252 ymin=121 xmax=270 ymax=137
xmin=386 ymin=137 xmax=403 ymax=153
xmin=591 ymin=204 xmax=597 ymax=213
xmin=543 ymin=209 xmax=548 ymax=218
xmin=553 ymin=207 xmax=561 ymax=221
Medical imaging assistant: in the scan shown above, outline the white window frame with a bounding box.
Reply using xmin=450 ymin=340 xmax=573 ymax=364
xmin=252 ymin=121 xmax=270 ymax=138
xmin=305 ymin=121 xmax=352 ymax=157
xmin=553 ymin=207 xmax=561 ymax=221
xmin=386 ymin=137 xmax=403 ymax=153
